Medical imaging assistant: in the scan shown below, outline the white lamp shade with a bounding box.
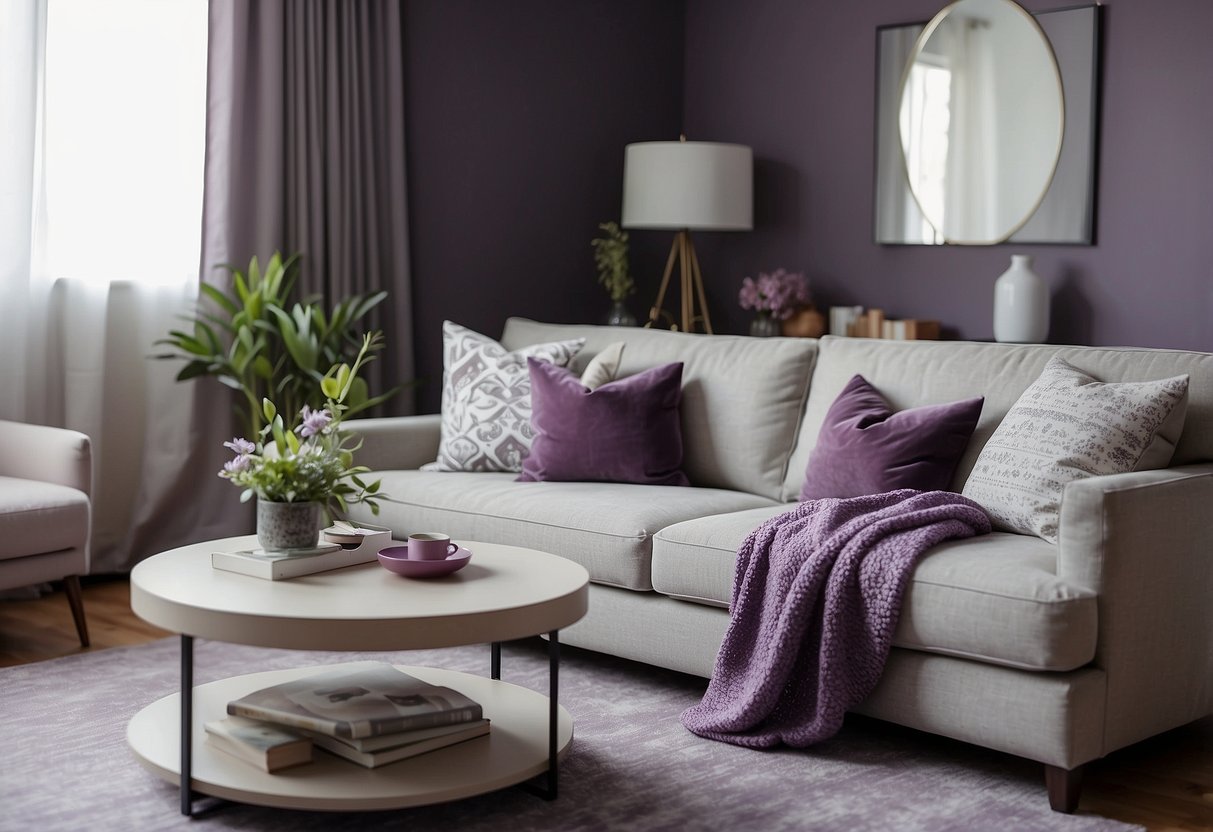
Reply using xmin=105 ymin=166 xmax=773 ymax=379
xmin=621 ymin=141 xmax=753 ymax=231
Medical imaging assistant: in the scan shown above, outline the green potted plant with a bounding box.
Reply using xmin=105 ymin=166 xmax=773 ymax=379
xmin=154 ymin=251 xmax=399 ymax=438
xmin=591 ymin=221 xmax=637 ymax=326
xmin=218 ymin=333 xmax=386 ymax=550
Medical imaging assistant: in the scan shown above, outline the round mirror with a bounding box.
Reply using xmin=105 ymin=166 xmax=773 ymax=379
xmin=898 ymin=0 xmax=1064 ymax=245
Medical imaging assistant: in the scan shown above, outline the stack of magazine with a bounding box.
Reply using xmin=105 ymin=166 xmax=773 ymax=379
xmin=212 ymin=661 xmax=489 ymax=769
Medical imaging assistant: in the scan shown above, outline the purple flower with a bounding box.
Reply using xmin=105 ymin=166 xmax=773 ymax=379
xmin=221 ymin=455 xmax=250 ymax=475
xmin=298 ymin=405 xmax=333 ymax=438
xmin=224 ymin=437 xmax=256 ymax=455
xmin=738 ymin=268 xmax=811 ymax=319
xmin=739 ymin=277 xmax=761 ymax=310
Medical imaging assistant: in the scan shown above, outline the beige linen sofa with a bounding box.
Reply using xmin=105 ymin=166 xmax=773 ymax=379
xmin=348 ymin=318 xmax=1213 ymax=812
xmin=0 ymin=419 xmax=92 ymax=646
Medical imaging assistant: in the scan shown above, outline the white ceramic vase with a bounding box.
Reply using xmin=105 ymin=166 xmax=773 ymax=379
xmin=993 ymin=255 xmax=1049 ymax=343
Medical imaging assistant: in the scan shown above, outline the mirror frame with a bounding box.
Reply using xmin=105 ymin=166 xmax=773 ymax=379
xmin=900 ymin=0 xmax=1064 ymax=245
xmin=874 ymin=3 xmax=1102 ymax=246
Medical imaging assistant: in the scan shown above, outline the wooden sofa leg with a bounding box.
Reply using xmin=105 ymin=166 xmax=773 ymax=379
xmin=63 ymin=575 xmax=90 ymax=648
xmin=1045 ymin=763 xmax=1084 ymax=813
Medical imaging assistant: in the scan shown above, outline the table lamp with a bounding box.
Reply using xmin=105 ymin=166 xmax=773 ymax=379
xmin=621 ymin=139 xmax=753 ymax=333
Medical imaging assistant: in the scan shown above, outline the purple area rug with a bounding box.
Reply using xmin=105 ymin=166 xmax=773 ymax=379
xmin=1 ymin=637 xmax=1138 ymax=831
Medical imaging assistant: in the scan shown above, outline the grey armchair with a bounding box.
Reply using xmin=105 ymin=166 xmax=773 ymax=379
xmin=0 ymin=420 xmax=92 ymax=646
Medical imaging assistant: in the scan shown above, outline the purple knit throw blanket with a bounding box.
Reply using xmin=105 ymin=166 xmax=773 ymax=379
xmin=681 ymin=489 xmax=990 ymax=748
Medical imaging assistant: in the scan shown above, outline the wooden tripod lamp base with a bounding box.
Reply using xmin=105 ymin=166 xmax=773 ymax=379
xmin=645 ymin=230 xmax=713 ymax=334
xmin=622 ymin=139 xmax=753 ymax=335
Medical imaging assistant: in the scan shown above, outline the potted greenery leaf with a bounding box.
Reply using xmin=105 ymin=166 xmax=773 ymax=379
xmin=154 ymin=252 xmax=399 ymax=438
xmin=591 ymin=221 xmax=637 ymax=326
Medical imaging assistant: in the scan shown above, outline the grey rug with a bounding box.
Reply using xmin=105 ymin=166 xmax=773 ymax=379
xmin=0 ymin=637 xmax=1139 ymax=832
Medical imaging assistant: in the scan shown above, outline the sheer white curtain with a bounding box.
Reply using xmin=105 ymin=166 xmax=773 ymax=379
xmin=1 ymin=0 xmax=242 ymax=574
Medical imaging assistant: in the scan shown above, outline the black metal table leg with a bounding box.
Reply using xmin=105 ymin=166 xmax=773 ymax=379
xmin=491 ymin=641 xmax=501 ymax=680
xmin=180 ymin=634 xmax=194 ymax=816
xmin=503 ymin=631 xmax=558 ymax=801
xmin=544 ymin=630 xmax=559 ymax=799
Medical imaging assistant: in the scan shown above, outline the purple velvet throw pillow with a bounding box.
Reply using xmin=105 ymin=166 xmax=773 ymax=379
xmin=517 ymin=358 xmax=690 ymax=486
xmin=800 ymin=374 xmax=983 ymax=501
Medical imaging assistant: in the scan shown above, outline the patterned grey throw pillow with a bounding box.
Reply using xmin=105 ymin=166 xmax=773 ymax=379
xmin=962 ymin=356 xmax=1189 ymax=543
xmin=423 ymin=321 xmax=584 ymax=473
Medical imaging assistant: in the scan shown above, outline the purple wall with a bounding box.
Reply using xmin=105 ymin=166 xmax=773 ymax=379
xmin=404 ymin=1 xmax=684 ymax=412
xmin=682 ymin=0 xmax=1213 ymax=349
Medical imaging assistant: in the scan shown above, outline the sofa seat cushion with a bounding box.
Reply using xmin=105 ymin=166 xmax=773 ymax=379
xmin=652 ymin=506 xmax=1097 ymax=671
xmin=0 ymin=476 xmax=90 ymax=561
xmin=357 ymin=470 xmax=779 ymax=591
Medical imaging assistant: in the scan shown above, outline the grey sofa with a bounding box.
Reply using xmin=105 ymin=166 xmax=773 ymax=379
xmin=348 ymin=318 xmax=1213 ymax=812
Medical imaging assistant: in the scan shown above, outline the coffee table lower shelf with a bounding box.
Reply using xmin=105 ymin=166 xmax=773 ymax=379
xmin=126 ymin=665 xmax=574 ymax=812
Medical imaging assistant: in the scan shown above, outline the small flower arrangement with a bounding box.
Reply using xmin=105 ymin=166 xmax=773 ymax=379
xmin=219 ymin=332 xmax=386 ymax=518
xmin=738 ymin=269 xmax=811 ymax=320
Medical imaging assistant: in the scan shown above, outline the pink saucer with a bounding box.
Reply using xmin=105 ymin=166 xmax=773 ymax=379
xmin=377 ymin=545 xmax=472 ymax=578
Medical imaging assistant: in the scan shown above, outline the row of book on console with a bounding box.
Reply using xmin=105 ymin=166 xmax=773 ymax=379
xmin=205 ymin=661 xmax=489 ymax=772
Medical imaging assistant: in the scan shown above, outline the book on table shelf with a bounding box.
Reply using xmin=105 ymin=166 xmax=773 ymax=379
xmin=227 ymin=662 xmax=483 ymax=739
xmin=311 ymin=717 xmax=492 ymax=753
xmin=302 ymin=719 xmax=491 ymax=769
xmin=846 ymin=307 xmax=940 ymax=340
xmin=203 ymin=716 xmax=312 ymax=773
xmin=210 ymin=524 xmax=393 ymax=580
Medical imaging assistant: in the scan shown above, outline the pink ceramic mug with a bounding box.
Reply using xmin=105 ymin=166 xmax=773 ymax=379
xmin=408 ymin=532 xmax=459 ymax=561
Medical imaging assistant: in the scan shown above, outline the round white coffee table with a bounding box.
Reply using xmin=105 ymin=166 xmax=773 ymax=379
xmin=128 ymin=536 xmax=589 ymax=815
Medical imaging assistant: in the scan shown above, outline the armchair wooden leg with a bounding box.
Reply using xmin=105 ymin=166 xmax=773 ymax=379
xmin=63 ymin=575 xmax=90 ymax=647
xmin=1045 ymin=763 xmax=1084 ymax=813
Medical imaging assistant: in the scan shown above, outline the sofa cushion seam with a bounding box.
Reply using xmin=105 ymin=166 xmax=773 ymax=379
xmin=909 ymin=579 xmax=1098 ymax=604
xmin=393 ymin=498 xmax=649 ymax=541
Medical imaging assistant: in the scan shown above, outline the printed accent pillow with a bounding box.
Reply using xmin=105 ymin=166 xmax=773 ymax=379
xmin=423 ymin=321 xmax=584 ymax=472
xmin=518 ymin=358 xmax=689 ymax=486
xmin=800 ymin=375 xmax=984 ymax=501
xmin=962 ymin=356 xmax=1189 ymax=543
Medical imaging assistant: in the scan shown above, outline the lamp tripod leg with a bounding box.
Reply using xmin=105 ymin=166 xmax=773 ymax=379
xmin=646 ymin=236 xmax=681 ymax=329
xmin=680 ymin=232 xmax=693 ymax=333
xmin=687 ymin=237 xmax=713 ymax=334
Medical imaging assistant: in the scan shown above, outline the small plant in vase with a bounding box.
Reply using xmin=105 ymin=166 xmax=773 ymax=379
xmin=218 ymin=333 xmax=387 ymax=551
xmin=738 ymin=269 xmax=812 ymax=337
xmin=591 ymin=221 xmax=637 ymax=326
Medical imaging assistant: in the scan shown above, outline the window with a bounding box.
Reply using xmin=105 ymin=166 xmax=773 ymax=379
xmin=41 ymin=0 xmax=207 ymax=284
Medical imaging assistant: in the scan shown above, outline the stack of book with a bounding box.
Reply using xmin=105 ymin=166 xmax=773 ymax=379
xmin=209 ymin=661 xmax=489 ymax=770
xmin=210 ymin=524 xmax=393 ymax=580
xmin=844 ymin=308 xmax=941 ymax=340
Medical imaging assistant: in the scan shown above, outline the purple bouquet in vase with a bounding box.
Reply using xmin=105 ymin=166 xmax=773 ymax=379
xmin=739 ymin=269 xmax=811 ymax=336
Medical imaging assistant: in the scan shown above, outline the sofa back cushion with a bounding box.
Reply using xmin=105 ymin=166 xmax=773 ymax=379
xmin=782 ymin=337 xmax=1213 ymax=502
xmin=502 ymin=318 xmax=817 ymax=500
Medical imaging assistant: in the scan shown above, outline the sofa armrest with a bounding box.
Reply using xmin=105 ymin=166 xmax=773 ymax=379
xmin=1058 ymin=463 xmax=1213 ymax=754
xmin=343 ymin=415 xmax=442 ymax=472
xmin=0 ymin=420 xmax=92 ymax=496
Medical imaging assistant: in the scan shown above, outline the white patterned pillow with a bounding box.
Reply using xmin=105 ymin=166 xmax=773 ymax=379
xmin=423 ymin=321 xmax=584 ymax=472
xmin=962 ymin=356 xmax=1189 ymax=543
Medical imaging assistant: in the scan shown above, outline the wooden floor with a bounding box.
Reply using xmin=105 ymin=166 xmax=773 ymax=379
xmin=2 ymin=577 xmax=1210 ymax=830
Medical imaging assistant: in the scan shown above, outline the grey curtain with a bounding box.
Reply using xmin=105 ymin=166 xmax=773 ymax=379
xmin=202 ymin=0 xmax=414 ymax=414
